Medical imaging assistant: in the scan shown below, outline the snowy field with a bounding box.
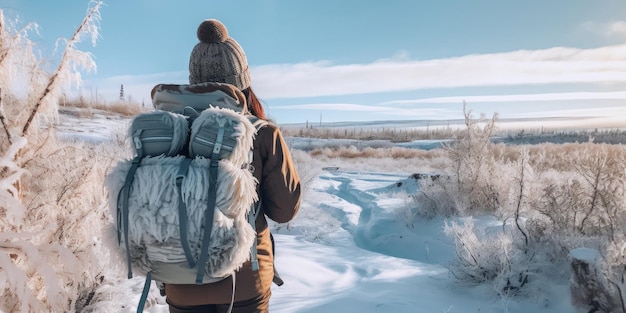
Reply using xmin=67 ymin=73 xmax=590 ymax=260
xmin=52 ymin=110 xmax=592 ymax=313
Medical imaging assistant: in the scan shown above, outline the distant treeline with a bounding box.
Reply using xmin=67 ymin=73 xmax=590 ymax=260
xmin=281 ymin=124 xmax=626 ymax=145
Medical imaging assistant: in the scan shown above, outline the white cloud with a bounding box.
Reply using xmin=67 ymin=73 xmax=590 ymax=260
xmin=273 ymin=103 xmax=399 ymax=112
xmin=515 ymin=106 xmax=626 ymax=119
xmin=251 ymin=44 xmax=626 ymax=99
xmin=271 ymin=103 xmax=457 ymax=119
xmin=608 ymin=21 xmax=626 ymax=36
xmin=382 ymin=91 xmax=626 ymax=105
xmin=580 ymin=20 xmax=626 ymax=38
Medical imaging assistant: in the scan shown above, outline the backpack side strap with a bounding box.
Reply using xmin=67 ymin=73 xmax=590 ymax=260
xmin=175 ymin=158 xmax=195 ymax=268
xmin=117 ymin=156 xmax=142 ymax=279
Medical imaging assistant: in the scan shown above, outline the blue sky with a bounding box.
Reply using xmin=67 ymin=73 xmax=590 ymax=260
xmin=2 ymin=0 xmax=626 ymax=124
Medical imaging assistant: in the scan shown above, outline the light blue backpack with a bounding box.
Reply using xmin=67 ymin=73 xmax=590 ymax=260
xmin=106 ymin=83 xmax=267 ymax=312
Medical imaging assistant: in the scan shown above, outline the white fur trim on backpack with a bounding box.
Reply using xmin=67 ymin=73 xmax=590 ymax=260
xmin=106 ymin=155 xmax=258 ymax=282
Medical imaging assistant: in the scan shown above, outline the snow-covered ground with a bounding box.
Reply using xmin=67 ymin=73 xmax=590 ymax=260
xmin=56 ymin=111 xmax=584 ymax=313
xmin=270 ymin=169 xmax=577 ymax=313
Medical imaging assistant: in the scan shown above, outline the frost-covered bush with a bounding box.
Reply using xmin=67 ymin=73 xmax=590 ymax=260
xmin=440 ymin=105 xmax=506 ymax=213
xmin=0 ymin=2 xmax=113 ymax=312
xmin=443 ymin=218 xmax=587 ymax=308
xmin=444 ymin=219 xmax=540 ymax=296
xmin=410 ymin=175 xmax=459 ymax=218
xmin=1 ymin=134 xmax=123 ymax=312
xmin=412 ymin=102 xmax=626 ymax=306
xmin=414 ymin=105 xmax=510 ymax=216
xmin=527 ymin=143 xmax=626 ymax=240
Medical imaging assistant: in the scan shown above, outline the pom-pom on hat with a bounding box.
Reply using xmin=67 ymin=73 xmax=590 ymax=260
xmin=189 ymin=19 xmax=251 ymax=90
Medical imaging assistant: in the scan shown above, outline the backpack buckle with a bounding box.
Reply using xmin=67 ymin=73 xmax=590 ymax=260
xmin=175 ymin=158 xmax=193 ymax=187
xmin=175 ymin=175 xmax=184 ymax=187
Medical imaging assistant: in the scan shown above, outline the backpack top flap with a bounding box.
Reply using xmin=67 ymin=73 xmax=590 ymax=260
xmin=151 ymin=82 xmax=247 ymax=115
xmin=129 ymin=111 xmax=189 ymax=158
xmin=188 ymin=106 xmax=256 ymax=163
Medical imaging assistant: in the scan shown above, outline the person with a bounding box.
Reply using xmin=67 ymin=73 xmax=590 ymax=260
xmin=162 ymin=19 xmax=301 ymax=313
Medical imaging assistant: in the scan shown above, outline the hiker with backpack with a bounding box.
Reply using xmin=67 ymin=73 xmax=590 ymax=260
xmin=106 ymin=19 xmax=301 ymax=313
xmin=163 ymin=19 xmax=302 ymax=313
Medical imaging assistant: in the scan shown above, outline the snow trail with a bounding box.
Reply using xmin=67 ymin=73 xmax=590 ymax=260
xmin=314 ymin=169 xmax=449 ymax=264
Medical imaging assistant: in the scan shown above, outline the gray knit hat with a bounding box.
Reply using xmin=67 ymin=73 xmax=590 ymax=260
xmin=189 ymin=19 xmax=251 ymax=90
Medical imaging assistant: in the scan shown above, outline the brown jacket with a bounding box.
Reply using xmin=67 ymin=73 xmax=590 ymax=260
xmin=164 ymin=123 xmax=301 ymax=305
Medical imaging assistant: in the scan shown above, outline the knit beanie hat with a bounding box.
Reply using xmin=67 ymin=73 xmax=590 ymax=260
xmin=189 ymin=19 xmax=251 ymax=90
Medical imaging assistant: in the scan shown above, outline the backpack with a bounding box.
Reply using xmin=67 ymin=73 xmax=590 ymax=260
xmin=105 ymin=82 xmax=267 ymax=312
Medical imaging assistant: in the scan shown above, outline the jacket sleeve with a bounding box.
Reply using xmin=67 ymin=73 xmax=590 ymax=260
xmin=257 ymin=125 xmax=301 ymax=223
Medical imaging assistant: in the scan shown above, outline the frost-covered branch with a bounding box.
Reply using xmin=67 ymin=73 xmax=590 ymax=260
xmin=21 ymin=0 xmax=101 ymax=136
xmin=513 ymin=149 xmax=529 ymax=248
xmin=0 ymin=88 xmax=11 ymax=145
xmin=0 ymin=137 xmax=28 ymax=225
